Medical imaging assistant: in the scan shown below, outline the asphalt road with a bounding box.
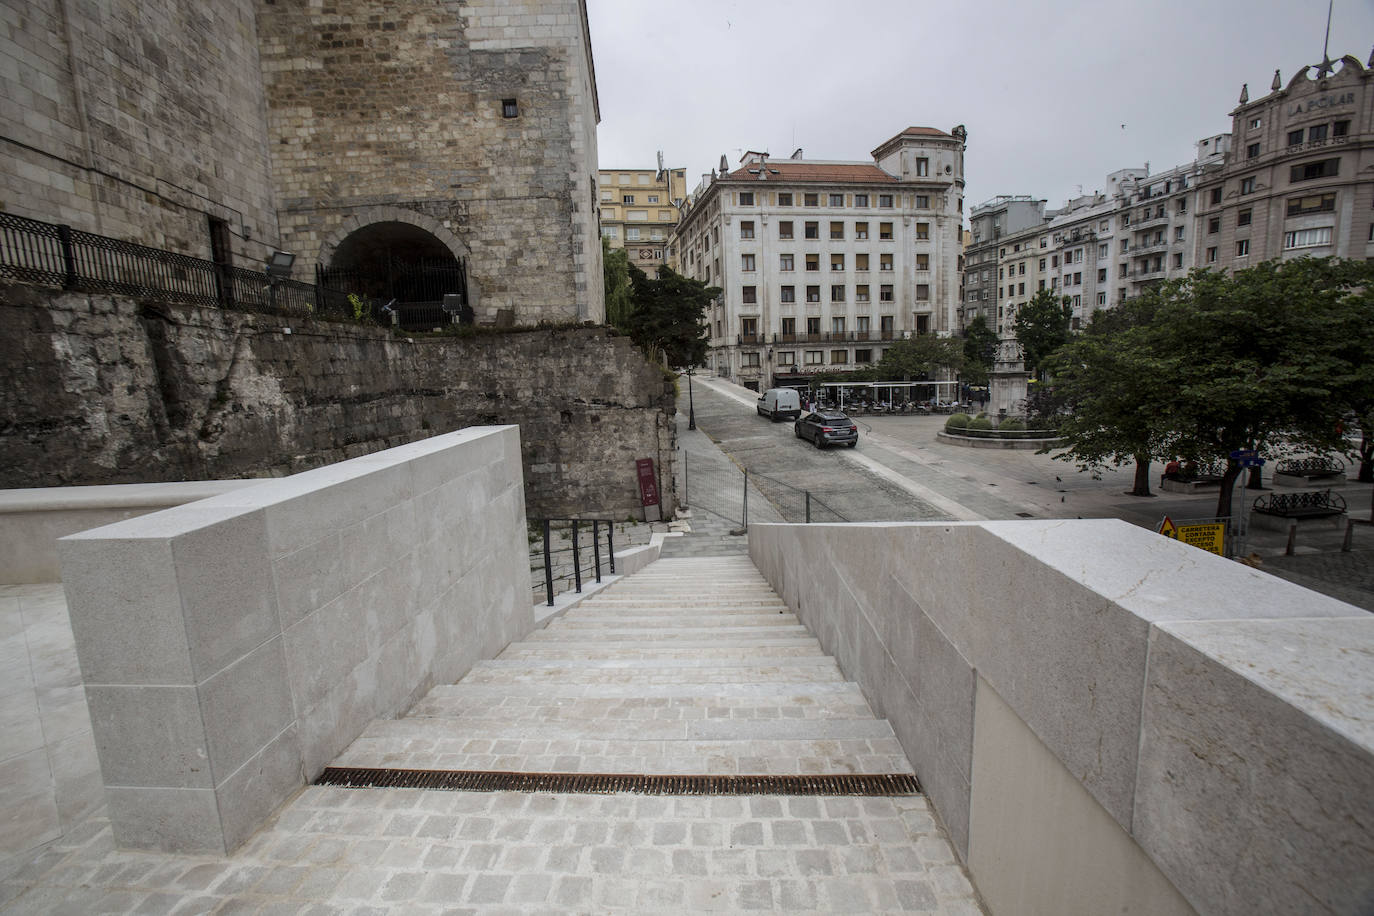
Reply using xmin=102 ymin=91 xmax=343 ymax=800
xmin=682 ymin=374 xmax=1374 ymax=612
xmin=682 ymin=379 xmax=953 ymax=525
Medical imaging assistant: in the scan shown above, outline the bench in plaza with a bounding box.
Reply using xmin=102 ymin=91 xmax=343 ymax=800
xmin=1251 ymin=489 xmax=1347 ymax=531
xmin=1159 ymin=460 xmax=1227 ymax=493
xmin=1274 ymin=456 xmax=1345 ymax=485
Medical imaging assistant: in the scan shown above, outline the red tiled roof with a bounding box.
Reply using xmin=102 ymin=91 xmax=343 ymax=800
xmin=891 ymin=126 xmax=951 ymax=138
xmin=722 ymin=161 xmax=898 ymax=184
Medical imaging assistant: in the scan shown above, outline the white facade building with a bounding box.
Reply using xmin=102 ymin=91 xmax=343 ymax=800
xmin=673 ymin=127 xmax=967 ymax=390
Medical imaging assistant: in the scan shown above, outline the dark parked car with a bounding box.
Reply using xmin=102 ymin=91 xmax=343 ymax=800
xmin=794 ymin=410 xmax=858 ymax=448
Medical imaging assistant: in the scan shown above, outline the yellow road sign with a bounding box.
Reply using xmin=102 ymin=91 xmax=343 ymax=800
xmin=1176 ymin=523 xmax=1225 ymax=556
xmin=1158 ymin=516 xmax=1177 ymax=538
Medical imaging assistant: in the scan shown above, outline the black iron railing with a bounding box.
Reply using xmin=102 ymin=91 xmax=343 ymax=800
xmin=0 ymin=211 xmax=465 ymax=326
xmin=0 ymin=211 xmax=332 ymax=316
xmin=535 ymin=518 xmax=617 ymax=607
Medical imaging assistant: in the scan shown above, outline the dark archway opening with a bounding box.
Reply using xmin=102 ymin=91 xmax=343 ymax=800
xmin=318 ymin=222 xmax=468 ymax=327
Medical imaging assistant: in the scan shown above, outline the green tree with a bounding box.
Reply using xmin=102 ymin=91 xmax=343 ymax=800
xmin=1044 ymin=294 xmax=1174 ymax=496
xmin=602 ymin=238 xmax=634 ymax=330
xmin=1161 ymin=258 xmax=1374 ymax=518
xmin=1048 ymin=258 xmax=1374 ymax=518
xmin=873 ymin=334 xmax=963 ymax=381
xmin=624 ymin=264 xmax=720 ymax=369
xmin=1013 ymin=290 xmax=1073 ymax=380
xmin=961 ymin=315 xmax=998 ymax=386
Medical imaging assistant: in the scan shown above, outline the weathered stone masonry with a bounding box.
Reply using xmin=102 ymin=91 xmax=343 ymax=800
xmin=3 ymin=0 xmax=604 ymax=324
xmin=0 ymin=285 xmax=675 ymax=519
xmin=258 ymin=0 xmax=604 ymax=323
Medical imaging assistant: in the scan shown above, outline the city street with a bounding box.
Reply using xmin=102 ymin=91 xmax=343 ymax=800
xmin=682 ymin=375 xmax=1374 ymax=611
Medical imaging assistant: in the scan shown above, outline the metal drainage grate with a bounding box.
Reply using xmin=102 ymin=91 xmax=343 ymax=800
xmin=315 ymin=768 xmax=920 ymax=797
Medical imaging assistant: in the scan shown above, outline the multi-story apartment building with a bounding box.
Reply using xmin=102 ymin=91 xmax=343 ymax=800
xmin=967 ymin=137 xmax=1230 ymax=330
xmin=963 ymin=197 xmax=1048 ymax=330
xmin=599 ymin=163 xmax=688 ymax=270
xmin=1196 ymin=56 xmax=1374 ymax=269
xmin=673 ymin=127 xmax=967 ymax=390
xmin=1110 ymin=143 xmax=1226 ymax=304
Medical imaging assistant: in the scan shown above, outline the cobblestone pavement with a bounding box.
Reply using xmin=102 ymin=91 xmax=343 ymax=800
xmin=5 ymin=787 xmax=978 ymax=914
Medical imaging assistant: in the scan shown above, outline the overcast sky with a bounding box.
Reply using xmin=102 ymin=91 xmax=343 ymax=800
xmin=585 ymin=0 xmax=1374 ymax=217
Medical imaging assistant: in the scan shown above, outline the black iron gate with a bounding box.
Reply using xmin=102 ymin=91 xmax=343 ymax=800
xmin=316 ymin=256 xmax=469 ymax=328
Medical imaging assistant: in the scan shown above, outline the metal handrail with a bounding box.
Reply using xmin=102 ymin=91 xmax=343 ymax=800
xmin=537 ymin=518 xmax=616 ymax=607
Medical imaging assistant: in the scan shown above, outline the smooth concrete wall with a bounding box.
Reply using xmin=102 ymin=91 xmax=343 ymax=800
xmin=967 ymin=676 xmax=1195 ymax=916
xmin=0 ymin=481 xmax=262 ymax=584
xmin=749 ymin=519 xmax=1374 ymax=916
xmin=57 ymin=427 xmax=531 ymax=854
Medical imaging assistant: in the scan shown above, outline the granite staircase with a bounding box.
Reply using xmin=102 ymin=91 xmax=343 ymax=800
xmin=323 ymin=555 xmax=983 ymax=912
xmin=333 ymin=556 xmax=912 ymax=777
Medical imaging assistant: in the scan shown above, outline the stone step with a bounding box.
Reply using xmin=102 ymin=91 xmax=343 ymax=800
xmin=416 ymin=681 xmax=871 ymax=701
xmin=575 ymin=599 xmax=792 ymax=611
xmin=582 ymin=598 xmax=796 ymax=612
xmin=332 ymin=735 xmax=913 ymax=777
xmin=459 ymin=663 xmax=845 ymax=686
xmin=523 ymin=624 xmax=814 ymax=641
xmin=473 ymin=655 xmax=839 ymax=671
xmin=602 ymin=584 xmax=772 ymax=590
xmin=496 ymin=643 xmax=826 ymax=662
xmin=550 ymin=614 xmax=799 ymax=628
xmin=407 ymin=691 xmax=876 ymax=721
xmin=357 ymin=715 xmax=898 ymax=744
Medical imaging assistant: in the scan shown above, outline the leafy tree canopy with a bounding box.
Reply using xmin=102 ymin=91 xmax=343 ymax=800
xmin=602 ymin=238 xmax=633 ymax=330
xmin=1013 ymin=290 xmax=1073 ymax=380
xmin=1046 ymin=258 xmax=1374 ymax=514
xmin=961 ymin=315 xmax=998 ymax=386
xmin=873 ymin=334 xmax=963 ymax=382
xmin=1044 ymin=293 xmax=1173 ymax=495
xmin=624 ymin=264 xmax=720 ymax=370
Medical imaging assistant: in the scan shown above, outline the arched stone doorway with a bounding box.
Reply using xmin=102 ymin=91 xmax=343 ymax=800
xmin=316 ymin=212 xmax=471 ymax=325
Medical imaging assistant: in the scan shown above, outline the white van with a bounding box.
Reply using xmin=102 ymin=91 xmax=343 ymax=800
xmin=756 ymin=387 xmax=802 ymax=421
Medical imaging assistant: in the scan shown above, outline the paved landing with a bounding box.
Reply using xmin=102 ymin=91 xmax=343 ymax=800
xmin=2 ymin=557 xmax=983 ymax=913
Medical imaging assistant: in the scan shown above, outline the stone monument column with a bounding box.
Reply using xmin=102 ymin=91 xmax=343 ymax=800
xmin=988 ymin=334 xmax=1030 ymax=420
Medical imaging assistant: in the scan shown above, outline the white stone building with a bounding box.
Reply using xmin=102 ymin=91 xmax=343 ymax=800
xmin=673 ymin=127 xmax=967 ymax=390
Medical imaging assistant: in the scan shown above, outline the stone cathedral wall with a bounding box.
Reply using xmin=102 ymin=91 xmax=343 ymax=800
xmin=0 ymin=285 xmax=674 ymax=519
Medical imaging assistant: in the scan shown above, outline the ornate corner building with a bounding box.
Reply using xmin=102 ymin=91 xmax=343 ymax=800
xmin=1 ymin=0 xmax=604 ymax=324
xmin=1195 ymin=54 xmax=1374 ymax=269
xmin=962 ymin=52 xmax=1373 ymax=337
xmin=671 ymin=127 xmax=967 ymax=390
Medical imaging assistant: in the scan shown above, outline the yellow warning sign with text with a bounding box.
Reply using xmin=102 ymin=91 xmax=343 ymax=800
xmin=1175 ymin=523 xmax=1225 ymax=556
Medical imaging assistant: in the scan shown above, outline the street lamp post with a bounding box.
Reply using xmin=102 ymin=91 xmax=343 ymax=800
xmin=687 ymin=366 xmax=697 ymax=430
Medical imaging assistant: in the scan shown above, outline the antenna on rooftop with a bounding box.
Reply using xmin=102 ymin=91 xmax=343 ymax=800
xmin=1322 ymin=0 xmax=1333 ymax=66
xmin=1317 ymin=0 xmax=1335 ymax=76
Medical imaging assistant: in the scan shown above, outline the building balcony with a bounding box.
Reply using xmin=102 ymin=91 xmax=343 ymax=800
xmin=1134 ymin=212 xmax=1170 ymax=229
xmin=1129 ymin=267 xmax=1167 ymax=282
xmin=772 ymin=331 xmax=883 ymax=345
xmin=738 ymin=333 xmax=765 ymax=345
xmin=1133 ymin=241 xmax=1169 ymax=256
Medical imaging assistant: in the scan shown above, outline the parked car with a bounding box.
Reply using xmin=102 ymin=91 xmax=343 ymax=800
xmin=757 ymin=387 xmax=802 ymax=421
xmin=794 ymin=410 xmax=858 ymax=448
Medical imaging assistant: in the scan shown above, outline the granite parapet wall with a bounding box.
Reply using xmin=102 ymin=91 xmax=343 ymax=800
xmin=0 ymin=284 xmax=674 ymax=518
xmin=749 ymin=519 xmax=1374 ymax=916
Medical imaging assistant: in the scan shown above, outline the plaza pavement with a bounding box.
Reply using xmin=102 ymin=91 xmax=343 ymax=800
xmin=688 ymin=375 xmax=1374 ymax=613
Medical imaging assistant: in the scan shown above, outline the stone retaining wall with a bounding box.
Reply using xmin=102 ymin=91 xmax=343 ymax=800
xmin=0 ymin=284 xmax=674 ymax=519
xmin=57 ymin=427 xmax=531 ymax=854
xmin=750 ymin=519 xmax=1374 ymax=916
